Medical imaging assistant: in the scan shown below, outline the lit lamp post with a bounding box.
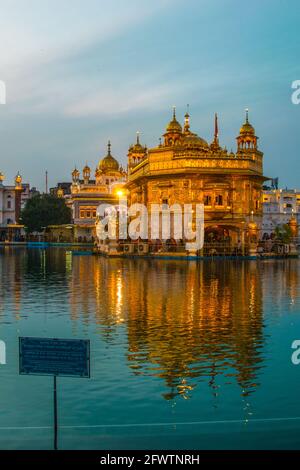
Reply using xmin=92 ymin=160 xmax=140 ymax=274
xmin=248 ymin=210 xmax=258 ymax=258
xmin=288 ymin=210 xmax=298 ymax=256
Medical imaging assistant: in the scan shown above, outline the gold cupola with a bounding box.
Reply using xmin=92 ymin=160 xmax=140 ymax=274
xmin=99 ymin=141 xmax=120 ymax=172
xmin=0 ymin=171 xmax=4 ymax=184
xmin=163 ymin=107 xmax=183 ymax=146
xmin=128 ymin=132 xmax=147 ymax=170
xmin=240 ymin=109 xmax=255 ymax=135
xmin=237 ymin=109 xmax=258 ymax=151
xmin=72 ymin=166 xmax=80 ymax=183
xmin=83 ymin=163 xmax=91 ymax=184
xmin=129 ymin=132 xmax=146 ymax=153
xmin=15 ymin=171 xmax=22 ymax=189
xmin=166 ymin=107 xmax=182 ymax=133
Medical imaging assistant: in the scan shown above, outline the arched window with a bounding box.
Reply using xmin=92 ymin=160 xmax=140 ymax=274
xmin=204 ymin=195 xmax=211 ymax=206
xmin=215 ymin=195 xmax=223 ymax=206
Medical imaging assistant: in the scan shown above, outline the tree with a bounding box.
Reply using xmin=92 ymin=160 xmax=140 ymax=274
xmin=274 ymin=224 xmax=292 ymax=244
xmin=20 ymin=194 xmax=72 ymax=233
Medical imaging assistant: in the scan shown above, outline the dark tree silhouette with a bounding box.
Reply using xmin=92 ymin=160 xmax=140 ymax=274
xmin=21 ymin=194 xmax=72 ymax=233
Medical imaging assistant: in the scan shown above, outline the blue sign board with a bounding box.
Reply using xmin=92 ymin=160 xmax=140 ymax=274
xmin=19 ymin=337 xmax=90 ymax=378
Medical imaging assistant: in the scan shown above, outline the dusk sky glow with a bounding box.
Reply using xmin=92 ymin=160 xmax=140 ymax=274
xmin=0 ymin=0 xmax=299 ymax=189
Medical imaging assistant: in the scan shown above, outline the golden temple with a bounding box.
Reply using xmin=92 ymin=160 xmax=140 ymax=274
xmin=124 ymin=107 xmax=267 ymax=255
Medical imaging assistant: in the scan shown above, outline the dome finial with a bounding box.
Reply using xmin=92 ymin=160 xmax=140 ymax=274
xmin=210 ymin=113 xmax=220 ymax=150
xmin=184 ymin=104 xmax=190 ymax=133
xmin=136 ymin=131 xmax=140 ymax=145
xmin=107 ymin=140 xmax=111 ymax=156
xmin=214 ymin=112 xmax=219 ymax=141
xmin=172 ymin=105 xmax=176 ymax=119
xmin=245 ymin=108 xmax=249 ymax=123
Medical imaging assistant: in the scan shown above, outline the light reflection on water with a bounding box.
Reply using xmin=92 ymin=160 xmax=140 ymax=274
xmin=0 ymin=247 xmax=300 ymax=449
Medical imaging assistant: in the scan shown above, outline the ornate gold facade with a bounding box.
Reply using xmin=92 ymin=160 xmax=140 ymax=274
xmin=126 ymin=108 xmax=267 ymax=248
xmin=61 ymin=141 xmax=127 ymax=242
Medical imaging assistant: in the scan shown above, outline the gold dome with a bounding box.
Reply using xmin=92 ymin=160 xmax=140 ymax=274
xmin=166 ymin=107 xmax=182 ymax=133
xmin=240 ymin=109 xmax=255 ymax=135
xmin=99 ymin=141 xmax=119 ymax=172
xmin=15 ymin=172 xmax=22 ymax=187
xmin=183 ymin=132 xmax=208 ymax=149
xmin=72 ymin=167 xmax=80 ymax=177
xmin=129 ymin=132 xmax=146 ymax=153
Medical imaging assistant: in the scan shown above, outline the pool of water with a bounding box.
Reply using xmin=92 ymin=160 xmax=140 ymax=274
xmin=0 ymin=247 xmax=300 ymax=449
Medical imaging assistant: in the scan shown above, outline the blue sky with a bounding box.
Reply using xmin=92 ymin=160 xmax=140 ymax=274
xmin=0 ymin=0 xmax=299 ymax=189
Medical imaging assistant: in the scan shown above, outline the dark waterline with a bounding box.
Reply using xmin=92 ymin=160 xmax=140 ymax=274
xmin=0 ymin=247 xmax=300 ymax=449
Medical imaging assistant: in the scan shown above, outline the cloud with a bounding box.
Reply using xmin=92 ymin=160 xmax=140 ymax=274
xmin=64 ymin=79 xmax=184 ymax=117
xmin=0 ymin=0 xmax=173 ymax=68
xmin=1 ymin=0 xmax=175 ymax=113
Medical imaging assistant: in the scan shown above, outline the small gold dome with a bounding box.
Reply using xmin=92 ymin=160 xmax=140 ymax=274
xmin=99 ymin=141 xmax=119 ymax=172
xmin=129 ymin=133 xmax=146 ymax=153
xmin=0 ymin=171 xmax=4 ymax=182
xmin=183 ymin=132 xmax=208 ymax=149
xmin=166 ymin=107 xmax=182 ymax=133
xmin=240 ymin=109 xmax=255 ymax=135
xmin=240 ymin=122 xmax=255 ymax=135
xmin=57 ymin=187 xmax=64 ymax=197
xmin=15 ymin=172 xmax=22 ymax=185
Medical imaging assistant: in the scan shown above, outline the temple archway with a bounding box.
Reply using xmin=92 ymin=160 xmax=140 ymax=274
xmin=204 ymin=224 xmax=242 ymax=255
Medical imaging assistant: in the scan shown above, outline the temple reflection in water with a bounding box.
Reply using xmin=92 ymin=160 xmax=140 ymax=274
xmin=68 ymin=254 xmax=274 ymax=399
xmin=1 ymin=248 xmax=299 ymax=401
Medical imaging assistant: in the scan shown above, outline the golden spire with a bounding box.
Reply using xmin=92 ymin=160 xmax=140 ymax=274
xmin=214 ymin=113 xmax=219 ymax=144
xmin=210 ymin=113 xmax=221 ymax=151
xmin=107 ymin=140 xmax=111 ymax=156
xmin=245 ymin=108 xmax=249 ymax=123
xmin=184 ymin=104 xmax=190 ymax=133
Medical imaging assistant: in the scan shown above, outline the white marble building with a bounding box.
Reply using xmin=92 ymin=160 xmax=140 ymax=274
xmin=0 ymin=172 xmax=24 ymax=241
xmin=262 ymin=189 xmax=300 ymax=237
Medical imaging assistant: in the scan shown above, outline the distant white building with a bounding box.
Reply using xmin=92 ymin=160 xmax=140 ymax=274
xmin=0 ymin=171 xmax=24 ymax=241
xmin=262 ymin=189 xmax=300 ymax=237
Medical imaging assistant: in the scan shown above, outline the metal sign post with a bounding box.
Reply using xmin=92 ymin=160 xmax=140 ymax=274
xmin=19 ymin=337 xmax=90 ymax=450
xmin=54 ymin=375 xmax=58 ymax=451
